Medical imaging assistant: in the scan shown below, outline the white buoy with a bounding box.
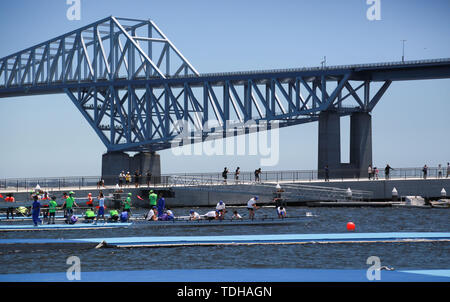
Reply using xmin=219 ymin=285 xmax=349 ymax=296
xmin=276 ymin=183 xmax=281 ymax=190
xmin=441 ymin=188 xmax=447 ymax=198
xmin=115 ymin=184 xmax=119 ymax=190
xmin=346 ymin=188 xmax=352 ymax=199
xmin=392 ymin=187 xmax=398 ymax=201
xmin=35 ymin=184 xmax=41 ymax=191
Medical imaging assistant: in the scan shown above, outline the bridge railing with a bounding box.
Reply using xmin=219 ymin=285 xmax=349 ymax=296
xmin=0 ymin=166 xmax=448 ymax=193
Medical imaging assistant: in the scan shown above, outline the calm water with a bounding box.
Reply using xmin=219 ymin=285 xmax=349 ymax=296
xmin=0 ymin=206 xmax=449 ymax=274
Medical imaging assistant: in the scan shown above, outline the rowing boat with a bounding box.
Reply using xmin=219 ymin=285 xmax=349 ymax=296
xmin=133 ymin=216 xmax=306 ymax=227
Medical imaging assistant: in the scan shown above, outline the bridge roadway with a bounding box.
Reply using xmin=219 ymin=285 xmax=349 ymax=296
xmin=2 ymin=58 xmax=450 ymax=98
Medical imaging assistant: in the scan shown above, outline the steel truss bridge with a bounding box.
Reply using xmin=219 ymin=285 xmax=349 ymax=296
xmin=1 ymin=16 xmax=450 ymax=156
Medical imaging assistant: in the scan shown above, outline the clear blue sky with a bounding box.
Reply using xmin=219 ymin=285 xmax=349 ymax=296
xmin=0 ymin=0 xmax=449 ymax=178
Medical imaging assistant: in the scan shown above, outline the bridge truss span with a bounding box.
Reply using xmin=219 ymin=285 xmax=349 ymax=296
xmin=1 ymin=17 xmax=450 ymax=178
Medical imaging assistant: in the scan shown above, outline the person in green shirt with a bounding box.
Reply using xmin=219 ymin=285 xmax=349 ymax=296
xmin=123 ymin=193 xmax=132 ymax=216
xmin=48 ymin=196 xmax=58 ymax=225
xmin=62 ymin=191 xmax=78 ymax=220
xmin=84 ymin=208 xmax=96 ymax=221
xmin=109 ymin=209 xmax=119 ymax=222
xmin=149 ymin=190 xmax=157 ymax=208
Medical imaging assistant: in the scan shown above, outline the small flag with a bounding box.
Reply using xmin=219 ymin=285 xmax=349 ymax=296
xmin=137 ymin=195 xmax=144 ymax=200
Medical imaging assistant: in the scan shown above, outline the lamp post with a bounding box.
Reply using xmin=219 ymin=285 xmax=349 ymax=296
xmin=401 ymin=40 xmax=407 ymax=62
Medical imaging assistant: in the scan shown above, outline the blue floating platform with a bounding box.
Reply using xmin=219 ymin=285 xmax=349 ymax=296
xmin=0 ymin=222 xmax=131 ymax=231
xmin=98 ymin=232 xmax=450 ymax=247
xmin=0 ymin=268 xmax=449 ymax=282
xmin=0 ymin=232 xmax=449 ymax=248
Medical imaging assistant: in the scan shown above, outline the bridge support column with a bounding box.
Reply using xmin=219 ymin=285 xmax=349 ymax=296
xmin=101 ymin=151 xmax=161 ymax=185
xmin=101 ymin=151 xmax=131 ymax=185
xmin=318 ymin=111 xmax=372 ymax=179
xmin=130 ymin=152 xmax=161 ymax=184
xmin=350 ymin=112 xmax=372 ymax=178
xmin=318 ymin=111 xmax=342 ymax=179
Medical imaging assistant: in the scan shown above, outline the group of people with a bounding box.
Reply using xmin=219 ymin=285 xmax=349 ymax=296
xmin=5 ymin=189 xmax=290 ymax=226
xmin=145 ymin=190 xmax=173 ymax=221
xmin=25 ymin=190 xmax=133 ymax=226
xmin=118 ymin=170 xmax=153 ymax=188
xmin=426 ymin=163 xmax=450 ymax=179
xmin=221 ymin=167 xmax=262 ymax=184
xmin=188 ymin=196 xmax=287 ymax=221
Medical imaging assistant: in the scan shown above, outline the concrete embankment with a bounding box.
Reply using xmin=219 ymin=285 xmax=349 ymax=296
xmin=1 ymin=178 xmax=449 ymax=209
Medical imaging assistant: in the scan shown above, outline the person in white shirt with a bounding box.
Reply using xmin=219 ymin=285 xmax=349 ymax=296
xmin=93 ymin=192 xmax=106 ymax=225
xmin=189 ymin=209 xmax=201 ymax=220
xmin=277 ymin=206 xmax=287 ymax=219
xmin=204 ymin=210 xmax=220 ymax=220
xmin=231 ymin=210 xmax=242 ymax=220
xmin=247 ymin=196 xmax=259 ymax=219
xmin=216 ymin=200 xmax=226 ymax=219
xmin=146 ymin=206 xmax=158 ymax=221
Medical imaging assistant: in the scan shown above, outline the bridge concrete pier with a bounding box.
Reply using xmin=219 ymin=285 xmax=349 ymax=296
xmin=350 ymin=112 xmax=372 ymax=178
xmin=131 ymin=152 xmax=161 ymax=184
xmin=318 ymin=111 xmax=372 ymax=179
xmin=101 ymin=151 xmax=161 ymax=185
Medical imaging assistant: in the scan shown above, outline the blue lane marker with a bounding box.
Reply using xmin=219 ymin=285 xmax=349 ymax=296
xmin=1 ymin=269 xmax=449 ymax=282
xmin=0 ymin=232 xmax=449 ymax=246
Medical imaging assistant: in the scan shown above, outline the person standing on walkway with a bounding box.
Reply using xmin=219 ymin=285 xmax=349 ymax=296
xmin=324 ymin=165 xmax=330 ymax=182
xmin=255 ymin=168 xmax=262 ymax=183
xmin=134 ymin=170 xmax=140 ymax=188
xmin=385 ymin=164 xmax=393 ymax=180
xmin=125 ymin=172 xmax=131 ymax=187
xmin=222 ymin=167 xmax=229 ymax=184
xmin=146 ymin=170 xmax=152 ymax=187
xmin=374 ymin=167 xmax=379 ymax=180
xmin=368 ymin=165 xmax=373 ymax=180
xmin=447 ymin=163 xmax=450 ymax=178
xmin=31 ymin=195 xmax=41 ymax=227
xmin=235 ymin=167 xmax=240 ymax=184
xmin=438 ymin=164 xmax=443 ymax=178
xmin=119 ymin=171 xmax=125 ymax=188
xmin=422 ymin=165 xmax=428 ymax=179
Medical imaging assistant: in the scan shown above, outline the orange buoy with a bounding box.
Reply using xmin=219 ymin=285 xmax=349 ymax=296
xmin=347 ymin=222 xmax=356 ymax=231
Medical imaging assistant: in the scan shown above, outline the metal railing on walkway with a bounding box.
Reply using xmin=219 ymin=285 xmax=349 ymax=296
xmin=0 ymin=166 xmax=448 ymax=193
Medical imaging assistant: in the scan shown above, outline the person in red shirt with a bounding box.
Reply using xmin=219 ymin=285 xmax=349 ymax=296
xmin=5 ymin=194 xmax=15 ymax=219
xmin=86 ymin=193 xmax=94 ymax=208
